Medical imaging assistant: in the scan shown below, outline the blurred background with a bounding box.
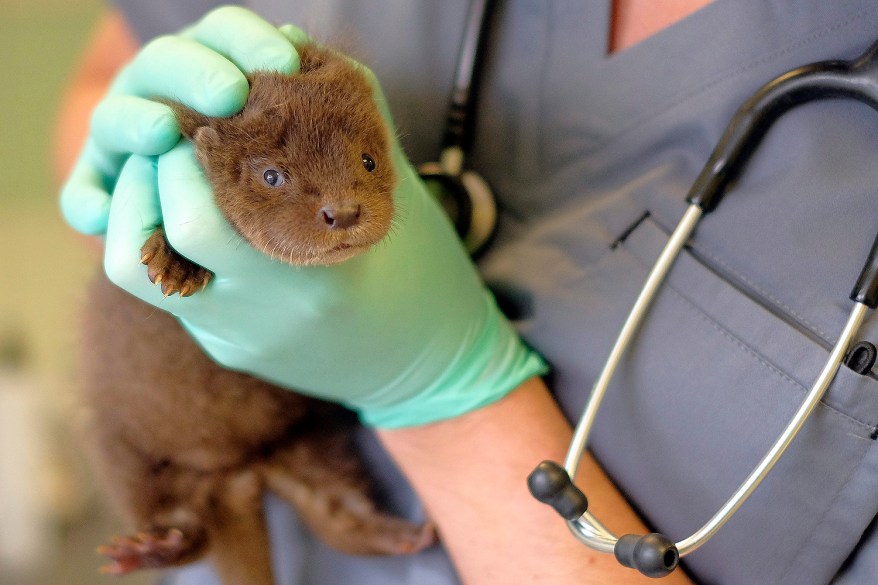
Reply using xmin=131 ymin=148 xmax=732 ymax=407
xmin=0 ymin=1 xmax=151 ymax=583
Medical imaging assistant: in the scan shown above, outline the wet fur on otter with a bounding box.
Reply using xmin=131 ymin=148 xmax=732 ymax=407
xmin=80 ymin=43 xmax=434 ymax=585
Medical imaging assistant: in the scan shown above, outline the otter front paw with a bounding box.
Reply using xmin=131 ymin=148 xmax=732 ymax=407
xmin=97 ymin=526 xmax=205 ymax=574
xmin=140 ymin=227 xmax=212 ymax=297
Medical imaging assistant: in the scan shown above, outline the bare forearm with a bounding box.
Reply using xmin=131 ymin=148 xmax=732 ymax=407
xmin=377 ymin=377 xmax=692 ymax=585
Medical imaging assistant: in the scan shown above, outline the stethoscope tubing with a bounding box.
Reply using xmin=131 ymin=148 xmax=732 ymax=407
xmin=443 ymin=0 xmax=496 ymax=153
xmin=565 ymin=204 xmax=703 ymax=553
xmin=680 ymin=300 xmax=867 ymax=555
xmin=565 ymin=203 xmax=871 ymax=558
xmin=529 ymin=36 xmax=878 ymax=577
xmin=565 ymin=204 xmax=703 ymax=483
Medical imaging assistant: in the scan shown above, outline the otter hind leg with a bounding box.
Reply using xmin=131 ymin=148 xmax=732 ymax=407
xmin=262 ymin=434 xmax=437 ymax=556
xmin=97 ymin=517 xmax=207 ymax=575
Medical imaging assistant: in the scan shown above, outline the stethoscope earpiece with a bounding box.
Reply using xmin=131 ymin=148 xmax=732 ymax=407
xmin=614 ymin=534 xmax=679 ymax=579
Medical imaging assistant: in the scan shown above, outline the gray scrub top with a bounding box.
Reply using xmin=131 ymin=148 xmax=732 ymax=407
xmin=113 ymin=1 xmax=878 ymax=584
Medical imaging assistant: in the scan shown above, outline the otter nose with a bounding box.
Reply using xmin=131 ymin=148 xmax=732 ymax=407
xmin=320 ymin=204 xmax=361 ymax=229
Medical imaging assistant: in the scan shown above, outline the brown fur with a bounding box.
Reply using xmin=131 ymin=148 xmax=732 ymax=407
xmin=80 ymin=43 xmax=433 ymax=585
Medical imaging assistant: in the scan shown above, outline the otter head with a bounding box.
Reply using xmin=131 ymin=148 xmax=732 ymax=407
xmin=191 ymin=50 xmax=396 ymax=266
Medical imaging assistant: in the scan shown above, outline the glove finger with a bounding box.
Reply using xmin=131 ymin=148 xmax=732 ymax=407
xmin=278 ymin=23 xmax=312 ymax=47
xmin=59 ymin=174 xmax=112 ymax=236
xmin=59 ymin=139 xmax=129 ymax=235
xmin=62 ymin=86 xmax=186 ymax=233
xmin=90 ymin=95 xmax=180 ymax=156
xmin=103 ymin=154 xmax=178 ymax=306
xmin=156 ymin=141 xmax=263 ymax=273
xmin=111 ymin=35 xmax=250 ymax=117
xmin=60 ymin=163 xmax=110 ymax=236
xmin=182 ymin=6 xmax=300 ymax=75
xmin=60 ymin=94 xmax=179 ymax=236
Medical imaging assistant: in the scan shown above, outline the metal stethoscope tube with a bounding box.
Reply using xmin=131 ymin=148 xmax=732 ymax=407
xmin=528 ymin=38 xmax=878 ymax=578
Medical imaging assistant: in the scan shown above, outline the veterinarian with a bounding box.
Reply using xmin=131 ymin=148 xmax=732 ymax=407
xmin=58 ymin=1 xmax=878 ymax=584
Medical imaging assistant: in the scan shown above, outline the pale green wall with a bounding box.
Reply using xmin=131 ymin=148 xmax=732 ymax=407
xmin=1 ymin=0 xmax=103 ymax=389
xmin=0 ymin=3 xmax=152 ymax=584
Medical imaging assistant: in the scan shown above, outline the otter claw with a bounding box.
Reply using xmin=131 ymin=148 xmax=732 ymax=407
xmin=141 ymin=227 xmax=214 ymax=297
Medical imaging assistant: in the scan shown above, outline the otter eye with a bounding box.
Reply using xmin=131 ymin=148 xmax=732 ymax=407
xmin=263 ymin=169 xmax=284 ymax=187
xmin=361 ymin=153 xmax=376 ymax=172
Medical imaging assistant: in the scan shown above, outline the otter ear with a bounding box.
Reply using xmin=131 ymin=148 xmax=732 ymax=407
xmin=193 ymin=126 xmax=220 ymax=147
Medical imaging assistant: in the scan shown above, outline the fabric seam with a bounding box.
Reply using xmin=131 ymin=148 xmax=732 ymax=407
xmin=623 ymin=245 xmax=876 ymax=432
xmin=776 ymin=441 xmax=876 ymax=585
xmin=591 ymin=4 xmax=878 ymax=155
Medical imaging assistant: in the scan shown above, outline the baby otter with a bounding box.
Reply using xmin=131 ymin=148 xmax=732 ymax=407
xmin=80 ymin=42 xmax=434 ymax=585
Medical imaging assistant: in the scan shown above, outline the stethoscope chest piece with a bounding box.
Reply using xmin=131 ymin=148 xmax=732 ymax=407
xmin=529 ymin=38 xmax=878 ymax=577
xmin=419 ymin=148 xmax=497 ymax=256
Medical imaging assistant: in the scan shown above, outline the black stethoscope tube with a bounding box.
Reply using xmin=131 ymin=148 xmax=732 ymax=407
xmin=688 ymin=39 xmax=878 ymax=307
xmin=529 ymin=38 xmax=878 ymax=578
xmin=443 ymin=0 xmax=497 ymax=153
xmin=419 ymin=0 xmax=499 ymax=256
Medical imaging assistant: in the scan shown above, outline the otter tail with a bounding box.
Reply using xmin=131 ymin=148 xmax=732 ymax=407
xmin=206 ymin=470 xmax=276 ymax=585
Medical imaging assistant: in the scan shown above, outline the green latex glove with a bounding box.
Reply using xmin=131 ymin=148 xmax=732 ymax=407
xmin=72 ymin=8 xmax=547 ymax=428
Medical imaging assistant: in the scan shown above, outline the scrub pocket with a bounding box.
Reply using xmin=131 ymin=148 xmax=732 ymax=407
xmin=559 ymin=216 xmax=878 ymax=585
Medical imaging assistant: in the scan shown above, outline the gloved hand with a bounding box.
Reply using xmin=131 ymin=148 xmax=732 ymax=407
xmin=65 ymin=7 xmax=547 ymax=428
xmin=59 ymin=6 xmax=302 ymax=235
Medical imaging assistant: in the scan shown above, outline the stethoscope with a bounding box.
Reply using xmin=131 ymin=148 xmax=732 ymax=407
xmin=523 ymin=35 xmax=878 ymax=579
xmin=427 ymin=0 xmax=878 ymax=579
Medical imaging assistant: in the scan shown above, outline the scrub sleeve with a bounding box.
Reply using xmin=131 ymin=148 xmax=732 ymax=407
xmin=112 ymin=1 xmax=878 ymax=583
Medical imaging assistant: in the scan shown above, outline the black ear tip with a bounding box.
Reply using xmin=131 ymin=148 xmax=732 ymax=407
xmin=614 ymin=533 xmax=679 ymax=578
xmin=527 ymin=460 xmax=588 ymax=520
